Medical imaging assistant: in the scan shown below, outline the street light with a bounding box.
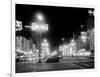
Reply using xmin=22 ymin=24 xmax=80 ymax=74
xmin=61 ymin=38 xmax=65 ymax=44
xmin=62 ymin=38 xmax=65 ymax=41
xmin=36 ymin=12 xmax=44 ymax=21
xmin=25 ymin=12 xmax=49 ymax=63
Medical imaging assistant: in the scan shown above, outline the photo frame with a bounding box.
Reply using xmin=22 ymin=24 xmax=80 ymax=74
xmin=11 ymin=0 xmax=95 ymax=77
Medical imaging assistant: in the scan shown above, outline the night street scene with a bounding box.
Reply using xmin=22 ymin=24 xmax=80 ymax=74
xmin=15 ymin=4 xmax=94 ymax=73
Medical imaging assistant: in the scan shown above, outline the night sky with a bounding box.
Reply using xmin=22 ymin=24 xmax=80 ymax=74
xmin=16 ymin=4 xmax=94 ymax=48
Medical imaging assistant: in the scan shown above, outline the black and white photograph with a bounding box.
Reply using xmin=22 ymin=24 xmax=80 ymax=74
xmin=15 ymin=4 xmax=94 ymax=73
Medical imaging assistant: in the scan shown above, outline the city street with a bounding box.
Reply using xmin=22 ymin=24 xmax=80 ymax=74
xmin=16 ymin=57 xmax=94 ymax=73
xmin=15 ymin=4 xmax=94 ymax=73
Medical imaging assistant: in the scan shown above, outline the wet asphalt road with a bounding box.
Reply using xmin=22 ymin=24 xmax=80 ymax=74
xmin=16 ymin=57 xmax=94 ymax=73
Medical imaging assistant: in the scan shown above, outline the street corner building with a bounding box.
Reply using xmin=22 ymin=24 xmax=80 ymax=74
xmin=15 ymin=4 xmax=95 ymax=73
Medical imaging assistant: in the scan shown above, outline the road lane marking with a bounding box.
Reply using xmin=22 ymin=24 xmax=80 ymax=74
xmin=82 ymin=64 xmax=91 ymax=67
xmin=69 ymin=63 xmax=85 ymax=69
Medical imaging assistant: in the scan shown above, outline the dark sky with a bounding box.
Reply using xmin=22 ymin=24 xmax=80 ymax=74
xmin=16 ymin=4 xmax=94 ymax=48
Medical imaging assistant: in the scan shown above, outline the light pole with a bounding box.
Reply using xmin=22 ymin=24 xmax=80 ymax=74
xmin=25 ymin=12 xmax=48 ymax=62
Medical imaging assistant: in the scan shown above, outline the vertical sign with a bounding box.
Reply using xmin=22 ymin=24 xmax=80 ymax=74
xmin=16 ymin=20 xmax=22 ymax=31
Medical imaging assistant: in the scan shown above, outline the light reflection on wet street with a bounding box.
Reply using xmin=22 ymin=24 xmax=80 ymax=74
xmin=16 ymin=60 xmax=94 ymax=73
